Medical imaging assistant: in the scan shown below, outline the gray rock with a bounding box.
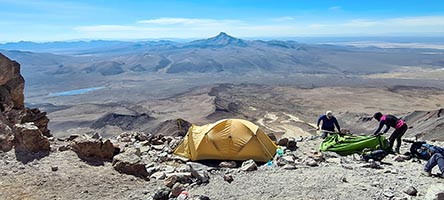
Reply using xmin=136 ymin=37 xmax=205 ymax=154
xmin=165 ymin=172 xmax=192 ymax=183
xmin=170 ymin=182 xmax=184 ymax=197
xmin=151 ymin=171 xmax=166 ymax=180
xmin=240 ymin=159 xmax=258 ymax=171
xmin=164 ymin=175 xmax=178 ymax=188
xmin=403 ymin=186 xmax=417 ymax=196
xmin=219 ymin=161 xmax=237 ymax=168
xmin=188 ymin=162 xmax=210 ymax=183
xmin=70 ymin=136 xmax=116 ymax=160
xmin=112 ymin=151 xmax=148 ymax=180
xmin=383 ymin=191 xmax=395 ymax=198
xmin=153 ymin=187 xmax=171 ymax=200
xmin=171 ymin=155 xmax=190 ymax=163
xmin=0 ymin=123 xmax=14 ymax=152
xmin=283 ymin=164 xmax=296 ymax=170
xmin=305 ymin=159 xmax=318 ymax=167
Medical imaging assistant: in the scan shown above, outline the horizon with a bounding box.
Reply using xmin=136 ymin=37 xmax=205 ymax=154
xmin=1 ymin=0 xmax=444 ymax=42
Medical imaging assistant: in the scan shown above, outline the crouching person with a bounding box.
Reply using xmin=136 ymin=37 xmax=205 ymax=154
xmin=422 ymin=144 xmax=444 ymax=178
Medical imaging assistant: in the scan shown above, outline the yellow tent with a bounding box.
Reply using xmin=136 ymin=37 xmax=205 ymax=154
xmin=174 ymin=119 xmax=277 ymax=162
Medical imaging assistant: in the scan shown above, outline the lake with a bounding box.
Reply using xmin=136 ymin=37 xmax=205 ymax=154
xmin=48 ymin=87 xmax=105 ymax=97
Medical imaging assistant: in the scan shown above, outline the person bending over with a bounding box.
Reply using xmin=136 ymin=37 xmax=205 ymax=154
xmin=317 ymin=110 xmax=341 ymax=139
xmin=373 ymin=112 xmax=408 ymax=154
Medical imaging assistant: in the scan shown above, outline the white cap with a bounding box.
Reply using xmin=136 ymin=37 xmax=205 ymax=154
xmin=326 ymin=111 xmax=333 ymax=116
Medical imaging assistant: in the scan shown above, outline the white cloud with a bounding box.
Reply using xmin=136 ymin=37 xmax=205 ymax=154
xmin=137 ymin=17 xmax=241 ymax=26
xmin=70 ymin=15 xmax=444 ymax=40
xmin=271 ymin=17 xmax=295 ymax=22
xmin=328 ymin=6 xmax=342 ymax=11
xmin=388 ymin=16 xmax=444 ymax=26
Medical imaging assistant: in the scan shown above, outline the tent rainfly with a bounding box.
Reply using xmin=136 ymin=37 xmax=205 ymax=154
xmin=174 ymin=119 xmax=277 ymax=162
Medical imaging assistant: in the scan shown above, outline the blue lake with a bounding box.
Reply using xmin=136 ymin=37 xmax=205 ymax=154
xmin=48 ymin=87 xmax=105 ymax=97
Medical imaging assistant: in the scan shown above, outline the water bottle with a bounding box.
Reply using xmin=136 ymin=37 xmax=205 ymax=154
xmin=266 ymin=160 xmax=273 ymax=167
xmin=177 ymin=191 xmax=188 ymax=200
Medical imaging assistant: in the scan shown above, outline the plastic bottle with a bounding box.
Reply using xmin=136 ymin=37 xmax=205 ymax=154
xmin=177 ymin=191 xmax=188 ymax=200
xmin=266 ymin=160 xmax=273 ymax=167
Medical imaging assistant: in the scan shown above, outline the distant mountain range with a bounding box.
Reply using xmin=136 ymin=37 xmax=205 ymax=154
xmin=1 ymin=32 xmax=444 ymax=81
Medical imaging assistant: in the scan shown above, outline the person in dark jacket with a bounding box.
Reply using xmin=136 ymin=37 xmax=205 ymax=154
xmin=317 ymin=111 xmax=341 ymax=139
xmin=373 ymin=112 xmax=408 ymax=154
xmin=421 ymin=144 xmax=444 ymax=178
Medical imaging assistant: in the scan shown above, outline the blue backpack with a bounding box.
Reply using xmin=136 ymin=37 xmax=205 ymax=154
xmin=410 ymin=141 xmax=434 ymax=160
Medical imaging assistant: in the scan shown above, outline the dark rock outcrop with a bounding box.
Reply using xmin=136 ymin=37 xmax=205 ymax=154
xmin=151 ymin=118 xmax=191 ymax=137
xmin=0 ymin=53 xmax=51 ymax=153
xmin=90 ymin=112 xmax=154 ymax=131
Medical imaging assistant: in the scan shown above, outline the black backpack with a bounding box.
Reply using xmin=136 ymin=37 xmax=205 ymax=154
xmin=362 ymin=149 xmax=388 ymax=162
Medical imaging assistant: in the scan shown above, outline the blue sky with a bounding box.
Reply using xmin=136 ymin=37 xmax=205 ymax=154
xmin=1 ymin=0 xmax=444 ymax=42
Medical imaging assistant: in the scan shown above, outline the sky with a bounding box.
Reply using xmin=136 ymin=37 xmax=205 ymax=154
xmin=1 ymin=0 xmax=444 ymax=42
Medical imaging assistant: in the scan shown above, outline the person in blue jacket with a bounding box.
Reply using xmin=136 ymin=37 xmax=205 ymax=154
xmin=421 ymin=144 xmax=444 ymax=178
xmin=373 ymin=112 xmax=408 ymax=154
xmin=317 ymin=110 xmax=341 ymax=139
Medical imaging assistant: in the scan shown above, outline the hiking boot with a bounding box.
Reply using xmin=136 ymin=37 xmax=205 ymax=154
xmin=421 ymin=171 xmax=432 ymax=177
xmin=395 ymin=148 xmax=400 ymax=155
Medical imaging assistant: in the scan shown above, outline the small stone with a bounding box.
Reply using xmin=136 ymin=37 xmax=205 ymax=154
xmin=219 ymin=161 xmax=237 ymax=168
xmin=58 ymin=145 xmax=70 ymax=151
xmin=340 ymin=176 xmax=347 ymax=183
xmin=151 ymin=171 xmax=166 ymax=180
xmin=283 ymin=164 xmax=296 ymax=170
xmin=240 ymin=159 xmax=257 ymax=171
xmin=51 ymin=166 xmax=58 ymax=171
xmin=223 ymin=174 xmax=234 ymax=183
xmin=383 ymin=191 xmax=394 ymax=198
xmin=370 ymin=181 xmax=380 ymax=187
xmin=164 ymin=175 xmax=178 ymax=188
xmin=153 ymin=187 xmax=171 ymax=200
xmin=403 ymin=186 xmax=417 ymax=196
xmin=305 ymin=159 xmax=318 ymax=167
xmin=170 ymin=183 xmax=184 ymax=197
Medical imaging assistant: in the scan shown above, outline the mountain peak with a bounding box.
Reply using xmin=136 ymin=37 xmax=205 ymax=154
xmin=185 ymin=32 xmax=247 ymax=48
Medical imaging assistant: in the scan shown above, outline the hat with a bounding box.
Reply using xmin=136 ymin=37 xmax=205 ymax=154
xmin=326 ymin=110 xmax=333 ymax=116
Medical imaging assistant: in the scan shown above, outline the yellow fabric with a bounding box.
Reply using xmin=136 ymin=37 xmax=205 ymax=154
xmin=174 ymin=119 xmax=277 ymax=162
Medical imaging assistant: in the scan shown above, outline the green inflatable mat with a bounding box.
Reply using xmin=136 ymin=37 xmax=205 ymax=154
xmin=320 ymin=133 xmax=389 ymax=156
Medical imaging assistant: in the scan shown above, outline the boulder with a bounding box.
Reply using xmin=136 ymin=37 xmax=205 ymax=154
xmin=13 ymin=123 xmax=50 ymax=152
xmin=112 ymin=151 xmax=148 ymax=180
xmin=188 ymin=162 xmax=210 ymax=183
xmin=21 ymin=108 xmax=51 ymax=137
xmin=70 ymin=136 xmax=115 ymax=160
